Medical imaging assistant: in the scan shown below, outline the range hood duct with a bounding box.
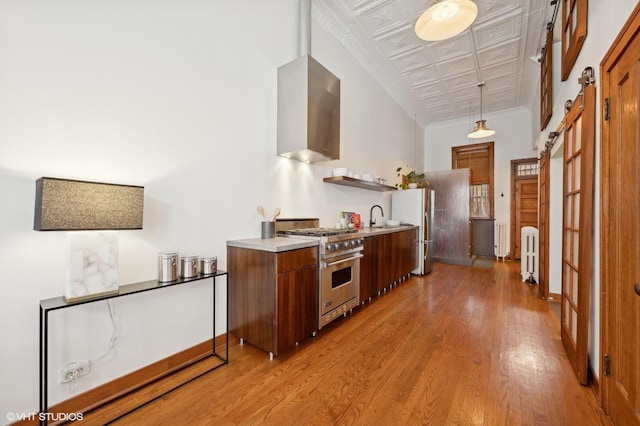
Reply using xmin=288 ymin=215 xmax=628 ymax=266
xmin=277 ymin=0 xmax=340 ymax=163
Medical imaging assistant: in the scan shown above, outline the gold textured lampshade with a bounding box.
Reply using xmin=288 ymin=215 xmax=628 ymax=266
xmin=34 ymin=177 xmax=144 ymax=231
xmin=467 ymin=119 xmax=496 ymax=138
xmin=415 ymin=0 xmax=478 ymax=41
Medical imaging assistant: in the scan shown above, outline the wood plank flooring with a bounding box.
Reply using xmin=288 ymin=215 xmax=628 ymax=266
xmin=83 ymin=261 xmax=611 ymax=425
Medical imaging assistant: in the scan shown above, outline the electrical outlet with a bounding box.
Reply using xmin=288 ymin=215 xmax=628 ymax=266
xmin=59 ymin=360 xmax=91 ymax=383
xmin=76 ymin=360 xmax=90 ymax=376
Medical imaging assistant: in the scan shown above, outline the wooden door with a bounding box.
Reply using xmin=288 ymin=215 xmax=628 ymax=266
xmin=511 ymin=159 xmax=539 ymax=260
xmin=600 ymin=4 xmax=640 ymax=424
xmin=538 ymin=151 xmax=551 ymax=299
xmin=561 ymin=82 xmax=595 ymax=385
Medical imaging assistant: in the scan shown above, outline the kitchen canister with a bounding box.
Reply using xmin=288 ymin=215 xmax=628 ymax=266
xmin=180 ymin=255 xmax=199 ymax=278
xmin=200 ymin=256 xmax=218 ymax=276
xmin=158 ymin=252 xmax=178 ymax=282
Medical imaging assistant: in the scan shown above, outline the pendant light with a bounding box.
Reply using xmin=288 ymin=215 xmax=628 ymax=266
xmin=468 ymin=82 xmax=495 ymax=139
xmin=415 ymin=0 xmax=478 ymax=42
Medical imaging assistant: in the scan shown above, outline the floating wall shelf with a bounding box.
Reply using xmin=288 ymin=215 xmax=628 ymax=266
xmin=323 ymin=176 xmax=396 ymax=192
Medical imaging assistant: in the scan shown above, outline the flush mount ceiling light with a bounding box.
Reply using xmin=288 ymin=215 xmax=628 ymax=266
xmin=415 ymin=0 xmax=478 ymax=41
xmin=468 ymin=82 xmax=495 ymax=139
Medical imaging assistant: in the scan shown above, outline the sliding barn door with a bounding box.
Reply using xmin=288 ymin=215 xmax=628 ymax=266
xmin=561 ymin=81 xmax=595 ymax=385
xmin=538 ymin=151 xmax=550 ymax=299
xmin=601 ymin=4 xmax=640 ymax=424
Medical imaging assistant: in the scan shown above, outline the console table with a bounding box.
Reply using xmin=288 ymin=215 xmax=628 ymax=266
xmin=39 ymin=271 xmax=228 ymax=425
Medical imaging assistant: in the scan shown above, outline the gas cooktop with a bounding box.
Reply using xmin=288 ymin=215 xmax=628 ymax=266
xmin=282 ymin=228 xmax=359 ymax=237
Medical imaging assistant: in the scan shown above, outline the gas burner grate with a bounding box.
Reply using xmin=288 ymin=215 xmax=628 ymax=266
xmin=283 ymin=228 xmax=358 ymax=237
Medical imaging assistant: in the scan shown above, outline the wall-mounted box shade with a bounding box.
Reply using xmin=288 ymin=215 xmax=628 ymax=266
xmin=34 ymin=177 xmax=144 ymax=231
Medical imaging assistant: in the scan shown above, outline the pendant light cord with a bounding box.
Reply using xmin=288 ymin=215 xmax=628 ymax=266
xmin=479 ymin=81 xmax=484 ymax=120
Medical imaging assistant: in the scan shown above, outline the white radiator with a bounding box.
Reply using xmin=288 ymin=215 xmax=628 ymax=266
xmin=494 ymin=222 xmax=509 ymax=260
xmin=521 ymin=226 xmax=539 ymax=284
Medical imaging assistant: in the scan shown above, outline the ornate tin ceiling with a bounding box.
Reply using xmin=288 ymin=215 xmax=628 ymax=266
xmin=315 ymin=0 xmax=555 ymax=126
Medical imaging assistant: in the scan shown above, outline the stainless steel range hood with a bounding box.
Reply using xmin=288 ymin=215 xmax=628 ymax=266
xmin=277 ymin=0 xmax=340 ymax=163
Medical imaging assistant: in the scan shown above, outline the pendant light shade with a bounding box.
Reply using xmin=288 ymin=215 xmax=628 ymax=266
xmin=415 ymin=0 xmax=478 ymax=41
xmin=468 ymin=82 xmax=495 ymax=139
xmin=468 ymin=119 xmax=495 ymax=138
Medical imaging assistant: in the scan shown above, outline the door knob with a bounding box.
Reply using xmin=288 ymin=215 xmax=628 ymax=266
xmin=635 ymin=283 xmax=640 ymax=296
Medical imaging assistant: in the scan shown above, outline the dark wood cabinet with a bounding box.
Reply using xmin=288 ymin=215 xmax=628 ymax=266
xmin=360 ymin=228 xmax=418 ymax=303
xmin=228 ymin=245 xmax=318 ymax=358
xmin=360 ymin=236 xmax=378 ymax=303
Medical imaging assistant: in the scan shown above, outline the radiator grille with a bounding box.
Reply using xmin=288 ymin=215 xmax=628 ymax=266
xmin=521 ymin=226 xmax=539 ymax=283
xmin=494 ymin=222 xmax=509 ymax=260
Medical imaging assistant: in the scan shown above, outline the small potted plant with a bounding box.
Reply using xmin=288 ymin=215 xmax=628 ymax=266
xmin=396 ymin=165 xmax=426 ymax=189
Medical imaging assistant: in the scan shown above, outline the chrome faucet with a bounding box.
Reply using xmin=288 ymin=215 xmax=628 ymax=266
xmin=369 ymin=204 xmax=384 ymax=227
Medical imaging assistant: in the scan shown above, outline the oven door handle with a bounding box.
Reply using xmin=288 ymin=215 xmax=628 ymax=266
xmin=323 ymin=253 xmax=363 ymax=267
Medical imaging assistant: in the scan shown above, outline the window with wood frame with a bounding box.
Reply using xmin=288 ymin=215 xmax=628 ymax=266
xmin=561 ymin=0 xmax=587 ymax=81
xmin=540 ymin=27 xmax=553 ymax=130
xmin=452 ymin=142 xmax=494 ymax=219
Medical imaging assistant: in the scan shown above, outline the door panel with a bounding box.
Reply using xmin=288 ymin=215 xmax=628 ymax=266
xmin=538 ymin=151 xmax=550 ymax=299
xmin=513 ymin=176 xmax=538 ymax=260
xmin=561 ymin=84 xmax=595 ymax=385
xmin=601 ymin=5 xmax=640 ymax=424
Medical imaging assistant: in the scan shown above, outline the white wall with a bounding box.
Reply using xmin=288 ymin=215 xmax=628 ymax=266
xmin=0 ymin=1 xmax=421 ymax=417
xmin=533 ymin=0 xmax=638 ymax=380
xmin=424 ymin=107 xmax=537 ymax=235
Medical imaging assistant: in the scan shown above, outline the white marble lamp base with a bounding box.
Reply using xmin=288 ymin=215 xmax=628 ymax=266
xmin=65 ymin=231 xmax=119 ymax=302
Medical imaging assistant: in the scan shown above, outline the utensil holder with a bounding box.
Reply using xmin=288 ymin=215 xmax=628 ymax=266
xmin=261 ymin=221 xmax=275 ymax=239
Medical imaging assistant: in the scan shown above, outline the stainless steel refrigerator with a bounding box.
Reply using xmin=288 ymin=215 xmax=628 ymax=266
xmin=391 ymin=187 xmax=435 ymax=274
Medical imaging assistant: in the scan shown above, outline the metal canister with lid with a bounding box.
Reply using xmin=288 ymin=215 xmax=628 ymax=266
xmin=180 ymin=255 xmax=199 ymax=278
xmin=200 ymin=256 xmax=217 ymax=276
xmin=158 ymin=252 xmax=178 ymax=282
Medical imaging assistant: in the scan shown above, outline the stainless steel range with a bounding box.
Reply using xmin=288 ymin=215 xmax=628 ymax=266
xmin=280 ymin=223 xmax=363 ymax=329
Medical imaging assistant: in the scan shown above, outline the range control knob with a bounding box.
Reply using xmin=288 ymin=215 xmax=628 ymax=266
xmin=327 ymin=244 xmax=336 ymax=251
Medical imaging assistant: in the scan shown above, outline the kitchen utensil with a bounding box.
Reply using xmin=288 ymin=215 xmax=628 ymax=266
xmin=257 ymin=205 xmax=266 ymax=220
xmin=271 ymin=207 xmax=281 ymax=221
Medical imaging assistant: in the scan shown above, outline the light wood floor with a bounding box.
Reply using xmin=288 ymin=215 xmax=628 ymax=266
xmin=84 ymin=261 xmax=611 ymax=425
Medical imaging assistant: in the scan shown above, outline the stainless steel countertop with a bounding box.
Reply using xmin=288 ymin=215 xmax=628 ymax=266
xmin=226 ymin=237 xmax=318 ymax=253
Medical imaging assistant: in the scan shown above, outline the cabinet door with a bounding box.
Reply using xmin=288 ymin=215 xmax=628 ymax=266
xmin=276 ymin=265 xmax=318 ymax=354
xmin=361 ymin=237 xmax=378 ymax=302
xmin=399 ymin=228 xmax=418 ymax=276
xmin=228 ymin=246 xmax=276 ymax=353
xmin=377 ymin=233 xmax=393 ymax=292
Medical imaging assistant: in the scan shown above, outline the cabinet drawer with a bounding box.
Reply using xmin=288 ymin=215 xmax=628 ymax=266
xmin=277 ymin=247 xmax=318 ymax=273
